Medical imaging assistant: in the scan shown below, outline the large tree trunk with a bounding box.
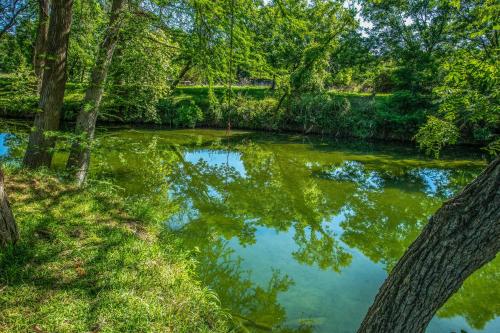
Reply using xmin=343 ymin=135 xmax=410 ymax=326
xmin=33 ymin=0 xmax=50 ymax=92
xmin=357 ymin=157 xmax=500 ymax=333
xmin=0 ymin=167 xmax=18 ymax=247
xmin=23 ymin=0 xmax=74 ymax=169
xmin=66 ymin=0 xmax=126 ymax=186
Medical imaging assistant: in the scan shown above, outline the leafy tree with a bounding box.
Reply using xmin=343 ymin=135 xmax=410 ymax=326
xmin=23 ymin=0 xmax=74 ymax=168
xmin=415 ymin=0 xmax=499 ymax=157
xmin=66 ymin=0 xmax=127 ymax=185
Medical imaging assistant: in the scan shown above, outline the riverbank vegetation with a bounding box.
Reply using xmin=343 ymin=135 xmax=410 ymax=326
xmin=0 ymin=166 xmax=230 ymax=332
xmin=1 ymin=0 xmax=498 ymax=155
xmin=1 ymin=0 xmax=499 ymax=332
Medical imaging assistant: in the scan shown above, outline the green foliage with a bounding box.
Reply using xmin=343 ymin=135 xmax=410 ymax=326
xmin=229 ymin=96 xmax=280 ymax=130
xmin=433 ymin=50 xmax=499 ymax=143
xmin=104 ymin=11 xmax=175 ymax=123
xmin=375 ymin=90 xmax=430 ymax=139
xmin=288 ymin=93 xmax=351 ymax=134
xmin=0 ymin=35 xmax=27 ymax=73
xmin=67 ymin=0 xmax=106 ymax=82
xmin=0 ymin=8 xmax=35 ymax=73
xmin=7 ymin=63 xmax=38 ymax=112
xmin=0 ymin=0 xmax=498 ymax=156
xmin=482 ymin=138 xmax=500 ymax=158
xmin=412 ymin=0 xmax=500 ymax=154
xmin=206 ymin=83 xmax=222 ymax=124
xmin=174 ymin=101 xmax=204 ymax=128
xmin=414 ymin=116 xmax=459 ymax=158
xmin=0 ymin=169 xmax=229 ymax=333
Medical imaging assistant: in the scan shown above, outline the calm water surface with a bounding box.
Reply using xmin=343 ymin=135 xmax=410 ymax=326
xmin=1 ymin=123 xmax=499 ymax=333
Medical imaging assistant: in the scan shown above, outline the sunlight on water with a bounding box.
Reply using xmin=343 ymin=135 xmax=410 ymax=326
xmin=1 ymin=125 xmax=498 ymax=333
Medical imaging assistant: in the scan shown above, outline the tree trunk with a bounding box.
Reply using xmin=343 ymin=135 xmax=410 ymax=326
xmin=23 ymin=0 xmax=74 ymax=169
xmin=169 ymin=58 xmax=193 ymax=91
xmin=33 ymin=0 xmax=50 ymax=92
xmin=357 ymin=157 xmax=500 ymax=333
xmin=66 ymin=0 xmax=126 ymax=185
xmin=0 ymin=167 xmax=18 ymax=247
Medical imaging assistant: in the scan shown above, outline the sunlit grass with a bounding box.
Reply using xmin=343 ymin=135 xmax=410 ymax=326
xmin=0 ymin=168 xmax=230 ymax=333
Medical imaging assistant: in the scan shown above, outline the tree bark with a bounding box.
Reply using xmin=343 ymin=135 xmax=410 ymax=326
xmin=169 ymin=58 xmax=193 ymax=91
xmin=357 ymin=157 xmax=500 ymax=333
xmin=33 ymin=0 xmax=50 ymax=92
xmin=0 ymin=167 xmax=18 ymax=247
xmin=66 ymin=0 xmax=126 ymax=185
xmin=23 ymin=0 xmax=74 ymax=169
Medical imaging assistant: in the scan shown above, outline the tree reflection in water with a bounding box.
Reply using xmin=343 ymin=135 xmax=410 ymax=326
xmin=158 ymin=135 xmax=496 ymax=331
xmin=0 ymin=126 xmax=497 ymax=332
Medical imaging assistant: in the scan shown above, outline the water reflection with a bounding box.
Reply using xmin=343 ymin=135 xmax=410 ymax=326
xmin=0 ymin=125 xmax=498 ymax=332
xmin=316 ymin=161 xmax=384 ymax=191
xmin=158 ymin=136 xmax=497 ymax=332
xmin=438 ymin=257 xmax=500 ymax=330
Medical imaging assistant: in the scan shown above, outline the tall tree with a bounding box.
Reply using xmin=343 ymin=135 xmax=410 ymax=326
xmin=33 ymin=0 xmax=49 ymax=91
xmin=357 ymin=157 xmax=500 ymax=333
xmin=361 ymin=0 xmax=453 ymax=94
xmin=23 ymin=0 xmax=74 ymax=169
xmin=66 ymin=0 xmax=126 ymax=185
xmin=0 ymin=166 xmax=18 ymax=247
xmin=415 ymin=0 xmax=500 ymax=157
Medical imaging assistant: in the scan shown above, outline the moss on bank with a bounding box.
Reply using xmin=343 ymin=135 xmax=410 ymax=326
xmin=0 ymin=169 xmax=229 ymax=333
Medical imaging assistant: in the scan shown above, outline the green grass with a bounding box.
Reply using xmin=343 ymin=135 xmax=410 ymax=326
xmin=1 ymin=75 xmax=409 ymax=140
xmin=0 ymin=74 xmax=389 ymax=118
xmin=173 ymin=86 xmax=273 ymax=111
xmin=0 ymin=169 xmax=230 ymax=333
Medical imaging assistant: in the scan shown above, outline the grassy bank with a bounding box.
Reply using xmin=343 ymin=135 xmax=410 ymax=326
xmin=0 ymin=74 xmax=428 ymax=141
xmin=0 ymin=168 xmax=229 ymax=333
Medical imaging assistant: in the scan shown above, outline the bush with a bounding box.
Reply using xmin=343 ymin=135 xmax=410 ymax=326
xmin=288 ymin=93 xmax=351 ymax=135
xmin=161 ymin=98 xmax=205 ymax=129
xmin=375 ymin=90 xmax=430 ymax=140
xmin=231 ymin=96 xmax=280 ymax=130
xmin=6 ymin=64 xmax=38 ymax=113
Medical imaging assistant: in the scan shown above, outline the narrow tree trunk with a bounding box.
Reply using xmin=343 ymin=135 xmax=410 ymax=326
xmin=33 ymin=0 xmax=50 ymax=92
xmin=357 ymin=157 xmax=500 ymax=333
xmin=23 ymin=0 xmax=74 ymax=169
xmin=0 ymin=167 xmax=18 ymax=247
xmin=274 ymin=91 xmax=288 ymax=114
xmin=66 ymin=0 xmax=126 ymax=185
xmin=169 ymin=58 xmax=193 ymax=91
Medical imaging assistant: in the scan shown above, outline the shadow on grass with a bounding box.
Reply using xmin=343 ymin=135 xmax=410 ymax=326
xmin=0 ymin=171 xmax=227 ymax=333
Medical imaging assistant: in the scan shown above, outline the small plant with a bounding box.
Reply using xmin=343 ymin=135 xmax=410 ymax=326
xmin=9 ymin=63 xmax=38 ymax=112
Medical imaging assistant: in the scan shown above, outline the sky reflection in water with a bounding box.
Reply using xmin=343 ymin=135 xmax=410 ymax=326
xmin=0 ymin=127 xmax=498 ymax=333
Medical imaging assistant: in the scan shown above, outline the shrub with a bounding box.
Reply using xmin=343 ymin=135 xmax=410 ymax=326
xmin=288 ymin=93 xmax=351 ymax=135
xmin=173 ymin=100 xmax=204 ymax=128
xmin=375 ymin=90 xmax=430 ymax=140
xmin=232 ymin=97 xmax=280 ymax=130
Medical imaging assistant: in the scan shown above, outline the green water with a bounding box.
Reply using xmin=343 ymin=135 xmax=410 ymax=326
xmin=1 ymin=125 xmax=499 ymax=333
